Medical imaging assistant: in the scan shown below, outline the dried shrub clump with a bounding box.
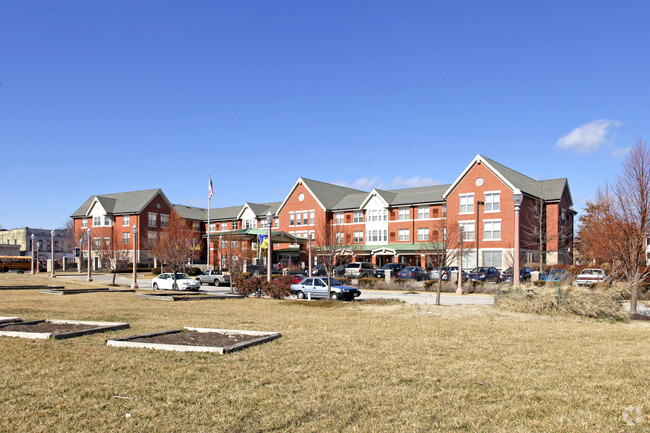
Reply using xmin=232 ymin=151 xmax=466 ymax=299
xmin=495 ymin=285 xmax=627 ymax=320
xmin=232 ymin=275 xmax=292 ymax=299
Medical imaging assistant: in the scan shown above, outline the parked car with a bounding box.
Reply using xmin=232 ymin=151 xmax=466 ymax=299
xmin=501 ymin=267 xmax=532 ymax=282
xmin=152 ymin=273 xmax=201 ymax=291
xmin=540 ymin=269 xmax=572 ymax=282
xmin=576 ymin=268 xmax=611 ymax=286
xmin=467 ymin=267 xmax=501 ymax=283
xmin=429 ymin=266 xmax=467 ymax=281
xmin=311 ymin=265 xmax=327 ymax=276
xmin=374 ymin=263 xmax=407 ymax=278
xmin=195 ymin=270 xmax=230 ymax=286
xmin=344 ymin=262 xmax=376 ymax=278
xmin=290 ymin=274 xmax=306 ymax=285
xmin=290 ymin=277 xmax=361 ymax=301
xmin=396 ymin=266 xmax=430 ymax=281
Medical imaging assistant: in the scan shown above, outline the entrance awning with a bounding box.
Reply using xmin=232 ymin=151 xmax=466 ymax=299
xmin=205 ymin=229 xmax=307 ymax=244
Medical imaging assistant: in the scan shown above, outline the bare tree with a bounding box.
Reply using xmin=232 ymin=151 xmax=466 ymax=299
xmin=151 ymin=212 xmax=201 ymax=290
xmin=59 ymin=219 xmax=76 ymax=255
xmin=422 ymin=218 xmax=460 ymax=305
xmin=315 ymin=221 xmax=353 ymax=299
xmin=220 ymin=234 xmax=252 ymax=293
xmin=576 ymin=188 xmax=618 ymax=266
xmin=95 ymin=229 xmax=131 ymax=285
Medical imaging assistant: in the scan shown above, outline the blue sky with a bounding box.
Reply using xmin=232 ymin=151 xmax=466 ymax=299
xmin=2 ymin=1 xmax=649 ymax=229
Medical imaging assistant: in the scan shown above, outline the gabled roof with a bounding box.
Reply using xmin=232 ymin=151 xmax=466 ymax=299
xmin=237 ymin=202 xmax=283 ymax=219
xmin=71 ymin=189 xmax=167 ymax=218
xmin=386 ymin=184 xmax=448 ymax=206
xmin=209 ymin=205 xmax=244 ymax=220
xmin=276 ymin=177 xmax=366 ymax=213
xmin=443 ymin=154 xmax=572 ymax=205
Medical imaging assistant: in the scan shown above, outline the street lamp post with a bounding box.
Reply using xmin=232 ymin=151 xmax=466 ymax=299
xmin=476 ymin=200 xmax=484 ymax=268
xmin=457 ymin=226 xmax=464 ymax=295
xmin=86 ymin=229 xmax=93 ymax=282
xmin=36 ymin=241 xmax=41 ymax=274
xmin=308 ymin=232 xmax=313 ymax=277
xmin=218 ymin=235 xmax=223 ymax=271
xmin=131 ymin=225 xmax=139 ymax=289
xmin=513 ymin=189 xmax=524 ymax=285
xmin=50 ymin=230 xmax=56 ymax=278
xmin=266 ymin=211 xmax=273 ymax=282
xmin=30 ymin=234 xmax=35 ymax=274
xmin=78 ymin=235 xmax=83 ymax=273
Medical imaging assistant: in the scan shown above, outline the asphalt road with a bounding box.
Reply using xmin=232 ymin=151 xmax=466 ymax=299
xmin=57 ymin=273 xmax=494 ymax=306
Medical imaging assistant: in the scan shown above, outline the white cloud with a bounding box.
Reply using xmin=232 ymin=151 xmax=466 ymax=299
xmin=336 ymin=174 xmax=440 ymax=191
xmin=555 ymin=119 xmax=621 ymax=155
xmin=608 ymin=145 xmax=630 ymax=158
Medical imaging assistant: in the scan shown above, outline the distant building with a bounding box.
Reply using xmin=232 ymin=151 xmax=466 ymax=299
xmin=0 ymin=227 xmax=69 ymax=260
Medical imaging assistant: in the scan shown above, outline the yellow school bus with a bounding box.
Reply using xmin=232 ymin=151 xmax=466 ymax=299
xmin=0 ymin=256 xmax=33 ymax=272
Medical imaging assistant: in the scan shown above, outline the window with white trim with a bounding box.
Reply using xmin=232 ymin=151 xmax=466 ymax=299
xmin=104 ymin=237 xmax=110 ymax=247
xmin=160 ymin=214 xmax=169 ymax=228
xmin=561 ymin=209 xmax=567 ymax=227
xmin=484 ymin=220 xmax=501 ymax=240
xmin=336 ymin=232 xmax=344 ymax=244
xmin=398 ymin=208 xmax=409 ymax=220
xmin=260 ymin=218 xmax=268 ymax=229
xmin=148 ymin=232 xmax=158 ymax=244
xmin=353 ymin=231 xmax=363 ymax=243
xmin=482 ymin=251 xmax=502 ymax=268
xmin=122 ymin=232 xmax=130 ymax=245
xmin=93 ymin=216 xmax=101 ymax=226
xmin=309 ymin=210 xmax=315 ymax=225
xmin=122 ymin=215 xmax=130 ymax=226
xmin=302 ymin=212 xmax=308 ymax=225
xmin=193 ymin=221 xmax=200 ymax=231
xmin=289 ymin=212 xmax=295 ymax=226
xmin=209 ymin=223 xmax=216 ymax=231
xmin=220 ymin=222 xmax=227 ymax=230
xmin=417 ymin=228 xmax=430 ymax=241
xmin=274 ymin=218 xmax=279 ymax=228
xmin=443 ymin=227 xmax=447 ymax=241
xmin=484 ymin=192 xmax=500 ymax=212
xmin=459 ymin=221 xmax=475 ymax=241
xmin=353 ymin=211 xmax=364 ymax=223
xmin=148 ymin=213 xmax=157 ymax=227
xmin=93 ymin=237 xmax=101 ymax=248
xmin=81 ymin=218 xmax=87 ymax=228
xmin=232 ymin=221 xmax=239 ymax=230
xmin=442 ymin=204 xmax=447 ymax=218
xmin=459 ymin=194 xmax=474 ymax=214
xmin=104 ymin=216 xmax=111 ymax=226
xmin=398 ymin=229 xmax=410 ymax=241
xmin=334 ymin=213 xmax=344 ymax=225
xmin=417 ymin=206 xmax=430 ymax=219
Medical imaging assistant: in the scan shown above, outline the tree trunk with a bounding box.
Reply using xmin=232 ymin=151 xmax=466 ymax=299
xmin=630 ymin=281 xmax=638 ymax=315
xmin=436 ymin=270 xmax=442 ymax=306
xmin=112 ymin=270 xmax=117 ymax=286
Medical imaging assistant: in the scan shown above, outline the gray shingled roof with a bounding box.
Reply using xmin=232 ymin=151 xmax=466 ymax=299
xmin=209 ymin=205 xmax=244 ymax=220
xmin=482 ymin=155 xmax=570 ymax=204
xmin=71 ymin=189 xmax=164 ymax=217
xmin=331 ymin=192 xmax=368 ymax=210
xmin=386 ymin=185 xmax=448 ymax=206
xmin=173 ymin=204 xmax=207 ymax=221
xmin=302 ymin=178 xmax=366 ymax=209
xmin=246 ymin=202 xmax=282 ymax=217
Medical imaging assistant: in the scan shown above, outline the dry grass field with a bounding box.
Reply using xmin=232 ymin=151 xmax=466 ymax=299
xmin=0 ymin=273 xmax=648 ymax=432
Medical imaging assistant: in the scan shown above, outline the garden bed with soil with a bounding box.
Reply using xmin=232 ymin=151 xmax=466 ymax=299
xmin=135 ymin=293 xmax=243 ymax=301
xmin=0 ymin=285 xmax=64 ymax=290
xmin=39 ymin=288 xmax=136 ymax=295
xmin=107 ymin=327 xmax=281 ymax=353
xmin=0 ymin=319 xmax=130 ymax=339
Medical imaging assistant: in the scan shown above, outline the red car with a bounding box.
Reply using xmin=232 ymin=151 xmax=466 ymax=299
xmin=290 ymin=274 xmax=305 ymax=285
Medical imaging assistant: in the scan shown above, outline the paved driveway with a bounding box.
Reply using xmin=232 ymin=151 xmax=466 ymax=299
xmin=358 ymin=290 xmax=494 ymax=306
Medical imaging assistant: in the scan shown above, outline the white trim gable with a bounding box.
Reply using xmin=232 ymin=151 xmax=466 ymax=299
xmin=359 ymin=189 xmax=390 ymax=210
xmin=236 ymin=203 xmax=254 ymax=220
xmin=442 ymin=154 xmax=516 ymax=199
xmin=275 ymin=178 xmax=327 ymax=214
xmin=85 ymin=197 xmax=106 ymax=217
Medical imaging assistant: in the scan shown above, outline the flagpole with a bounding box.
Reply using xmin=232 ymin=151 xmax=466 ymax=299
xmin=208 ymin=173 xmax=212 ymax=271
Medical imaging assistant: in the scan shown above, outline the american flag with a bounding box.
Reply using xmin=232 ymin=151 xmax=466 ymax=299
xmin=209 ymin=178 xmax=214 ymax=199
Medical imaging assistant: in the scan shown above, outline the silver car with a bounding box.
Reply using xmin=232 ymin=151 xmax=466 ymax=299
xmin=151 ymin=273 xmax=201 ymax=291
xmin=290 ymin=277 xmax=361 ymax=301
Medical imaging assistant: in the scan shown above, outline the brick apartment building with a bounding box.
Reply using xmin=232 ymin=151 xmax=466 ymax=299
xmin=70 ymin=155 xmax=574 ymax=271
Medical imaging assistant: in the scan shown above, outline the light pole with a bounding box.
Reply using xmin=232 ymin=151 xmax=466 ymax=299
xmin=308 ymin=232 xmax=313 ymax=277
xmin=50 ymin=230 xmax=56 ymax=278
xmin=86 ymin=228 xmax=93 ymax=282
xmin=131 ymin=225 xmax=139 ymax=289
xmin=78 ymin=235 xmax=83 ymax=273
xmin=266 ymin=211 xmax=273 ymax=282
xmin=457 ymin=226 xmax=464 ymax=295
xmin=30 ymin=234 xmax=35 ymax=274
xmin=476 ymin=200 xmax=484 ymax=268
xmin=513 ymin=189 xmax=524 ymax=285
xmin=36 ymin=241 xmax=41 ymax=274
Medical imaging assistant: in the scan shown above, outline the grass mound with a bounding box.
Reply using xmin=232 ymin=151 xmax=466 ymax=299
xmin=495 ymin=285 xmax=626 ymax=320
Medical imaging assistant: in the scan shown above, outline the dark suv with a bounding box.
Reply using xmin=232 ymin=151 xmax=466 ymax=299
xmin=374 ymin=263 xmax=407 ymax=278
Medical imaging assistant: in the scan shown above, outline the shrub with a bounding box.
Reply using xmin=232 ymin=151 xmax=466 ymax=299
xmin=533 ymin=280 xmax=547 ymax=287
xmin=184 ymin=267 xmax=202 ymax=276
xmin=356 ymin=278 xmax=379 ymax=288
xmin=495 ymin=285 xmax=626 ymax=320
xmin=267 ymin=276 xmax=292 ymax=299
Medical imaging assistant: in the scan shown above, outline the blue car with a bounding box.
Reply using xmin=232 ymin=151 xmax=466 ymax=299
xmin=540 ymin=269 xmax=572 ymax=282
xmin=467 ymin=267 xmax=501 ymax=283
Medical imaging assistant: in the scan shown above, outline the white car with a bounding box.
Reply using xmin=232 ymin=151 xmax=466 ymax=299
xmin=151 ymin=273 xmax=201 ymax=291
